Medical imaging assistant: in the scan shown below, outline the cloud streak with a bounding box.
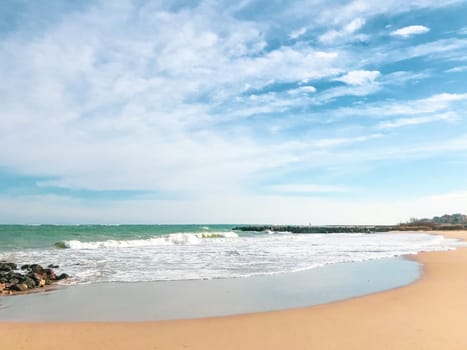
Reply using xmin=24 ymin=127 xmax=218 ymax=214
xmin=390 ymin=25 xmax=430 ymax=37
xmin=378 ymin=113 xmax=458 ymax=129
xmin=335 ymin=70 xmax=381 ymax=86
xmin=268 ymin=184 xmax=351 ymax=193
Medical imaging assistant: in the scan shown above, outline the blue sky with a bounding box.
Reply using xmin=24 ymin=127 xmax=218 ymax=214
xmin=1 ymin=0 xmax=467 ymax=224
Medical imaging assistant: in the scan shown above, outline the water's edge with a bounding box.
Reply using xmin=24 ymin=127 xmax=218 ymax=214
xmin=0 ymin=257 xmax=421 ymax=322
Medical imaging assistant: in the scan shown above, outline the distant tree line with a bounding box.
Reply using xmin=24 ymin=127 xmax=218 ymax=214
xmin=402 ymin=213 xmax=467 ymax=230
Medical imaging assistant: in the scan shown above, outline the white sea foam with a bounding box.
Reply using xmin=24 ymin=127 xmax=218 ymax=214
xmin=8 ymin=232 xmax=465 ymax=284
xmin=55 ymin=231 xmax=239 ymax=249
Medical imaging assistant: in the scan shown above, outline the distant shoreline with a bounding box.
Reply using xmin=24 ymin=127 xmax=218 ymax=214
xmin=233 ymin=224 xmax=467 ymax=233
xmin=1 ymin=222 xmax=465 ymax=233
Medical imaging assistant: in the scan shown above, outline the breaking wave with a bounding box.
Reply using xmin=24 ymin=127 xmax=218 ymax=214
xmin=54 ymin=231 xmax=239 ymax=249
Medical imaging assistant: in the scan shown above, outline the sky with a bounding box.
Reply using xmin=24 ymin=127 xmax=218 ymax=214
xmin=1 ymin=0 xmax=467 ymax=224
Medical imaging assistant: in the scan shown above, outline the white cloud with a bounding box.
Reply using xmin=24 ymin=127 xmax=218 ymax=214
xmin=379 ymin=70 xmax=431 ymax=85
xmin=287 ymin=85 xmax=317 ymax=95
xmin=362 ymin=37 xmax=467 ymax=69
xmin=286 ymin=0 xmax=461 ymax=31
xmin=345 ymin=18 xmax=366 ymax=33
xmin=289 ymin=27 xmax=307 ymax=39
xmin=269 ymin=184 xmax=350 ymax=193
xmin=318 ymin=30 xmax=342 ymax=44
xmin=1 ymin=0 xmax=467 ymax=224
xmin=335 ymin=70 xmax=381 ymax=85
xmin=319 ymin=18 xmax=366 ymax=44
xmin=378 ymin=113 xmax=457 ymax=129
xmin=404 ymin=38 xmax=467 ymax=60
xmin=310 ymin=134 xmax=383 ymax=148
xmin=312 ymin=83 xmax=382 ymax=106
xmin=331 ymin=92 xmax=467 ymax=119
xmin=298 ymin=86 xmax=317 ymax=93
xmin=425 ymin=92 xmax=467 ymax=103
xmin=390 ymin=25 xmax=430 ymax=37
xmin=446 ymin=65 xmax=467 ymax=73
xmin=0 ymin=2 xmax=352 ymax=196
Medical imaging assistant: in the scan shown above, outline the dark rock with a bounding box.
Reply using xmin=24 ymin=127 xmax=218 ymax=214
xmin=0 ymin=263 xmax=13 ymax=272
xmin=27 ymin=272 xmax=43 ymax=283
xmin=47 ymin=264 xmax=59 ymax=269
xmin=4 ymin=271 xmax=22 ymax=286
xmin=22 ymin=263 xmax=41 ymax=272
xmin=8 ymin=283 xmax=29 ymax=292
xmin=56 ymin=273 xmax=69 ymax=281
xmin=3 ymin=262 xmax=17 ymax=270
xmin=23 ymin=276 xmax=37 ymax=289
xmin=1 ymin=261 xmax=69 ymax=294
xmin=8 ymin=272 xmax=24 ymax=280
xmin=0 ymin=271 xmax=8 ymax=283
xmin=29 ymin=264 xmax=44 ymax=274
xmin=44 ymin=268 xmax=57 ymax=281
xmin=26 ymin=272 xmax=46 ymax=287
xmin=6 ymin=279 xmax=19 ymax=288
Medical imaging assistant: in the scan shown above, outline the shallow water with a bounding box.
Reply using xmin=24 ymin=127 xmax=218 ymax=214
xmin=0 ymin=257 xmax=420 ymax=321
xmin=0 ymin=225 xmax=460 ymax=283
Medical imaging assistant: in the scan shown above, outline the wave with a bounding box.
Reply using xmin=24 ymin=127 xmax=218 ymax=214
xmin=54 ymin=231 xmax=239 ymax=249
xmin=14 ymin=232 xmax=463 ymax=285
xmin=264 ymin=229 xmax=292 ymax=235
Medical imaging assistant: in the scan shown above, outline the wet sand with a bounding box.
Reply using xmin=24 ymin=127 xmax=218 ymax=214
xmin=1 ymin=230 xmax=466 ymax=350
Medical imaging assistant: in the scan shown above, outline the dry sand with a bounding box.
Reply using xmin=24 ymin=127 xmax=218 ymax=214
xmin=1 ymin=230 xmax=466 ymax=350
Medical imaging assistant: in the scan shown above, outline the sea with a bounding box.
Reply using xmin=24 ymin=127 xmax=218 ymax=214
xmin=0 ymin=224 xmax=463 ymax=285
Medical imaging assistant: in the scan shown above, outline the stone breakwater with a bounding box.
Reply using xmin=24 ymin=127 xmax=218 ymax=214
xmin=232 ymin=225 xmax=394 ymax=233
xmin=0 ymin=261 xmax=69 ymax=295
xmin=232 ymin=224 xmax=467 ymax=233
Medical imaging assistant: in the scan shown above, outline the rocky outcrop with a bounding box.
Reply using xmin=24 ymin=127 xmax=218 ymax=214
xmin=0 ymin=261 xmax=69 ymax=295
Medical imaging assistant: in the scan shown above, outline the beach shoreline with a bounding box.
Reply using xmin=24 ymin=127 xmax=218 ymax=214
xmin=0 ymin=257 xmax=420 ymax=322
xmin=1 ymin=230 xmax=466 ymax=349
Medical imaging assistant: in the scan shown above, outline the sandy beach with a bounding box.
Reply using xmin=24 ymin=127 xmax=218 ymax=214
xmin=1 ymin=230 xmax=466 ymax=350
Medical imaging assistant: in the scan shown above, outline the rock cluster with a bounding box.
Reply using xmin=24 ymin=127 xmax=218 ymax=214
xmin=0 ymin=261 xmax=68 ymax=294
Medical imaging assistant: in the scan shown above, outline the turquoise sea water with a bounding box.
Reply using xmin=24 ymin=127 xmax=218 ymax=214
xmin=0 ymin=224 xmax=234 ymax=250
xmin=1 ymin=224 xmax=465 ymax=321
xmin=0 ymin=225 xmax=463 ymax=284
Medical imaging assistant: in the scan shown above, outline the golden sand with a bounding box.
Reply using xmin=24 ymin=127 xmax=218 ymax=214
xmin=1 ymin=231 xmax=466 ymax=350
